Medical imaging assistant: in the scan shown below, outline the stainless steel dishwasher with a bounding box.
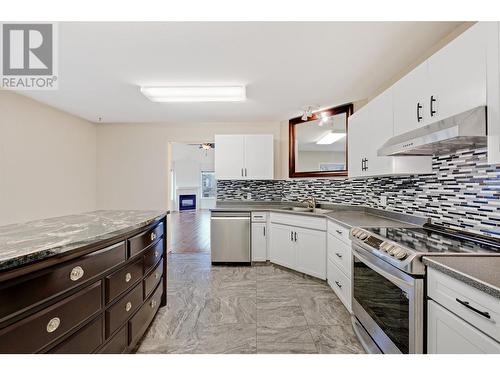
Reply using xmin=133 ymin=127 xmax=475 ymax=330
xmin=210 ymin=211 xmax=251 ymax=264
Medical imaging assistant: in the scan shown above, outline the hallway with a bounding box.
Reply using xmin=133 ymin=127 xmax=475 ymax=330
xmin=170 ymin=210 xmax=211 ymax=253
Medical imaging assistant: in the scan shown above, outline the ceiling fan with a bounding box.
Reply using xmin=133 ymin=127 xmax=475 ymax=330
xmin=187 ymin=142 xmax=215 ymax=150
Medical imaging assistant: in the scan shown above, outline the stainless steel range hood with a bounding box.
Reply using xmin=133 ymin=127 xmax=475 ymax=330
xmin=378 ymin=106 xmax=487 ymax=156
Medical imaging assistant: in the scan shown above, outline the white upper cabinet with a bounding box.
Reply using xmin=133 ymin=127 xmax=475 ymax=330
xmin=348 ymin=88 xmax=432 ymax=178
xmin=427 ymin=22 xmax=488 ymax=124
xmin=393 ymin=22 xmax=488 ymax=137
xmin=392 ymin=62 xmax=430 ymax=136
xmin=215 ymin=134 xmax=274 ymax=180
xmin=214 ymin=135 xmax=246 ymax=179
xmin=244 ymin=135 xmax=274 ymax=179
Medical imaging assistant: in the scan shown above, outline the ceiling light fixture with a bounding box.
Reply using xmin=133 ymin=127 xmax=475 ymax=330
xmin=316 ymin=132 xmax=346 ymax=145
xmin=140 ymin=86 xmax=246 ymax=102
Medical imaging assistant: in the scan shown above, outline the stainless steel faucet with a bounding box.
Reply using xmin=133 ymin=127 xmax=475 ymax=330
xmin=303 ymin=197 xmax=317 ymax=208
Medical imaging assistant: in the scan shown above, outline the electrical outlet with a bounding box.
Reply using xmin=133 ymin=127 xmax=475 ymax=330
xmin=380 ymin=196 xmax=387 ymax=206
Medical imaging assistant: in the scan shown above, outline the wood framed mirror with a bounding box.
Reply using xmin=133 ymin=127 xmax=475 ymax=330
xmin=289 ymin=103 xmax=353 ymax=178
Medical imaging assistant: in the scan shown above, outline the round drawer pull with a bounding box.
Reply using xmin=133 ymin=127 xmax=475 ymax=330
xmin=150 ymin=232 xmax=157 ymax=241
xmin=46 ymin=317 xmax=61 ymax=333
xmin=150 ymin=299 xmax=157 ymax=309
xmin=125 ymin=302 xmax=132 ymax=312
xmin=69 ymin=266 xmax=84 ymax=281
xmin=154 ymin=272 xmax=160 ymax=279
xmin=125 ymin=272 xmax=132 ymax=283
xmin=154 ymin=251 xmax=159 ymax=258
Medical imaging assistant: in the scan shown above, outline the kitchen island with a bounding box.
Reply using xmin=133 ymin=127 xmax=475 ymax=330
xmin=0 ymin=210 xmax=168 ymax=354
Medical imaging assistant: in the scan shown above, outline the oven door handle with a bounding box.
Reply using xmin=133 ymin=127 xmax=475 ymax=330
xmin=352 ymin=246 xmax=414 ymax=291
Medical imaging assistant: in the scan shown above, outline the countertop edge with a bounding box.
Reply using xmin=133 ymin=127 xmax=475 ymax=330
xmin=0 ymin=211 xmax=168 ymax=275
xmin=423 ymin=256 xmax=500 ymax=300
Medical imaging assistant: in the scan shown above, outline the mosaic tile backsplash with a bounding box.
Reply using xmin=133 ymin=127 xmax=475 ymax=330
xmin=217 ymin=147 xmax=500 ymax=237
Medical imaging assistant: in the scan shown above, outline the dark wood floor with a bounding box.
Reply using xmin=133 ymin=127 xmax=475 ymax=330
xmin=170 ymin=209 xmax=211 ymax=253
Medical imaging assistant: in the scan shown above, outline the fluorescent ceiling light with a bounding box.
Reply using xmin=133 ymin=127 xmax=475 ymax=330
xmin=316 ymin=132 xmax=346 ymax=144
xmin=140 ymin=86 xmax=246 ymax=102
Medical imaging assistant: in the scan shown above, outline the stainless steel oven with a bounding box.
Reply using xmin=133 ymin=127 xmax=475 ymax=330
xmin=352 ymin=243 xmax=424 ymax=354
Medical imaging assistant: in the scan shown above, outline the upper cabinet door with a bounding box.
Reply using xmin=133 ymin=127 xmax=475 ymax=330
xmin=214 ymin=135 xmax=245 ymax=180
xmin=347 ymin=104 xmax=369 ymax=178
xmin=486 ymin=22 xmax=500 ymax=164
xmin=364 ymin=89 xmax=395 ymax=176
xmin=392 ymin=62 xmax=430 ymax=136
xmin=244 ymin=134 xmax=274 ymax=180
xmin=427 ymin=22 xmax=488 ymax=124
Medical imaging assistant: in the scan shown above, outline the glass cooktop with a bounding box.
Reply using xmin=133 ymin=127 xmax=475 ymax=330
xmin=364 ymin=225 xmax=500 ymax=255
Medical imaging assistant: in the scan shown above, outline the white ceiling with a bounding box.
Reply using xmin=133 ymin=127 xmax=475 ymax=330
xmin=20 ymin=22 xmax=462 ymax=123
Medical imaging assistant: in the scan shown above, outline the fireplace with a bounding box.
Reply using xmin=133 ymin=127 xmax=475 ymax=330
xmin=179 ymin=194 xmax=196 ymax=211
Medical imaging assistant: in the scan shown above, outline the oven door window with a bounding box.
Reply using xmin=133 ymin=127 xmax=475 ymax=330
xmin=353 ymin=255 xmax=409 ymax=353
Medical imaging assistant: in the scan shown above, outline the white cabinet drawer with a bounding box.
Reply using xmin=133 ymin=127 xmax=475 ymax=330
xmin=327 ymin=233 xmax=351 ymax=278
xmin=428 ymin=300 xmax=500 ymax=354
xmin=327 ymin=220 xmax=351 ymax=244
xmin=428 ymin=268 xmax=500 ymax=342
xmin=270 ymin=213 xmax=326 ymax=231
xmin=251 ymin=211 xmax=268 ymax=222
xmin=327 ymin=259 xmax=351 ymax=312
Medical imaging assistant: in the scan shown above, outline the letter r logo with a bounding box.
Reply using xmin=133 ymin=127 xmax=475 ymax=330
xmin=2 ymin=24 xmax=53 ymax=75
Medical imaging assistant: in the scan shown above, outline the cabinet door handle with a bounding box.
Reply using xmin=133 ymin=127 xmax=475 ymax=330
xmin=245 ymin=168 xmax=247 ymax=177
xmin=417 ymin=102 xmax=423 ymax=122
xmin=291 ymin=231 xmax=294 ymax=241
xmin=335 ymin=252 xmax=342 ymax=258
xmin=335 ymin=281 xmax=342 ymax=289
xmin=241 ymin=168 xmax=244 ymax=177
xmin=430 ymin=95 xmax=437 ymax=117
xmin=263 ymin=226 xmax=266 ymax=237
xmin=455 ymin=298 xmax=491 ymax=319
xmin=294 ymin=232 xmax=297 ymax=242
xmin=335 ymin=229 xmax=343 ymax=235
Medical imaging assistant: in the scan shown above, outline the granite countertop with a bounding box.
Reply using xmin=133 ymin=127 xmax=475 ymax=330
xmin=211 ymin=201 xmax=427 ymax=229
xmin=0 ymin=210 xmax=167 ymax=273
xmin=423 ymin=256 xmax=500 ymax=299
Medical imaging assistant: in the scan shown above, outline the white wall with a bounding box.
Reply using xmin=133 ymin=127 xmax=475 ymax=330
xmin=0 ymin=91 xmax=97 ymax=225
xmin=96 ymin=122 xmax=282 ymax=212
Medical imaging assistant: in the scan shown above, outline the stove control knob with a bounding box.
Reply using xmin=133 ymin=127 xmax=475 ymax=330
xmin=388 ymin=246 xmax=401 ymax=256
xmin=351 ymin=229 xmax=360 ymax=236
xmin=358 ymin=232 xmax=369 ymax=240
xmin=380 ymin=242 xmax=392 ymax=252
xmin=394 ymin=250 xmax=408 ymax=260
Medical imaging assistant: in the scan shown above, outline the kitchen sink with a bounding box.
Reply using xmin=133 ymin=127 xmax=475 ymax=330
xmin=280 ymin=207 xmax=331 ymax=214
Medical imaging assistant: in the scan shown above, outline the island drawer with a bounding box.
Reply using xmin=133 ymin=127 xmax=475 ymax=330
xmin=0 ymin=281 xmax=102 ymax=353
xmin=105 ymin=282 xmax=143 ymax=338
xmin=143 ymin=241 xmax=164 ymax=274
xmin=144 ymin=259 xmax=163 ymax=299
xmin=99 ymin=325 xmax=128 ymax=354
xmin=128 ymin=283 xmax=163 ymax=347
xmin=128 ymin=223 xmax=164 ymax=258
xmin=0 ymin=241 xmax=125 ymax=323
xmin=48 ymin=316 xmax=103 ymax=354
xmin=105 ymin=258 xmax=144 ymax=304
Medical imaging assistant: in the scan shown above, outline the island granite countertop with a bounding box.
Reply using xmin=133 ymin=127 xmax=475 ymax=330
xmin=423 ymin=256 xmax=500 ymax=300
xmin=0 ymin=210 xmax=168 ymax=273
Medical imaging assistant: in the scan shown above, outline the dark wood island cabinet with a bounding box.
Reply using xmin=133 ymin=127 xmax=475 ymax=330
xmin=0 ymin=210 xmax=168 ymax=354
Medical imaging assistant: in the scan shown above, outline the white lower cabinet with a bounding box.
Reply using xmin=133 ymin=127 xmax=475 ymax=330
xmin=269 ymin=223 xmax=296 ymax=270
xmin=428 ymin=300 xmax=500 ymax=354
xmin=295 ymin=227 xmax=326 ymax=279
xmin=268 ymin=214 xmax=326 ymax=280
xmin=326 ymin=222 xmax=352 ymax=312
xmin=251 ymin=222 xmax=267 ymax=261
xmin=327 ymin=259 xmax=351 ymax=311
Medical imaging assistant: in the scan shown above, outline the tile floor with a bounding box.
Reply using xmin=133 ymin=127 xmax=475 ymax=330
xmin=136 ymin=252 xmax=364 ymax=354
